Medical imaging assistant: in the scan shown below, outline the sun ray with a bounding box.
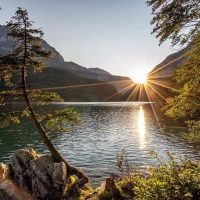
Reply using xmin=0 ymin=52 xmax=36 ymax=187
xmin=24 ymin=79 xmax=133 ymax=92
xmin=143 ymin=84 xmax=162 ymax=131
xmin=148 ymin=74 xmax=172 ymax=79
xmin=148 ymin=79 xmax=200 ymax=100
xmin=147 ymin=83 xmax=167 ymax=102
xmin=139 ymin=84 xmax=142 ymax=101
xmin=126 ymin=83 xmax=141 ymax=101
xmin=103 ymin=83 xmax=134 ymax=102
xmin=147 ymin=79 xmax=180 ymax=92
xmin=139 ymin=83 xmax=145 ymax=101
xmin=148 ymin=55 xmax=184 ymax=77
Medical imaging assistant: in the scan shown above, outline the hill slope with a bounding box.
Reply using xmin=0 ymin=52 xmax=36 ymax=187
xmin=1 ymin=67 xmax=122 ymax=102
xmin=0 ymin=25 xmax=133 ymax=94
xmin=146 ymin=47 xmax=188 ymax=104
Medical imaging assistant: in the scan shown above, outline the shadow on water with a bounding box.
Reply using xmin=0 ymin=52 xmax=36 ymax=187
xmin=0 ymin=102 xmax=199 ymax=187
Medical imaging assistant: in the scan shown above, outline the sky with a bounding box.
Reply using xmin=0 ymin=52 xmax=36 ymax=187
xmin=0 ymin=0 xmax=176 ymax=82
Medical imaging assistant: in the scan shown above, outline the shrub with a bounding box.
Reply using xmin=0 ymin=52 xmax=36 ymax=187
xmin=116 ymin=150 xmax=200 ymax=200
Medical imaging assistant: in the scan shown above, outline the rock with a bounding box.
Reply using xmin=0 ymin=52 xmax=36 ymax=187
xmin=0 ymin=162 xmax=36 ymax=200
xmin=9 ymin=148 xmax=40 ymax=191
xmin=0 ymin=163 xmax=9 ymax=181
xmin=0 ymin=179 xmax=36 ymax=200
xmin=8 ymin=148 xmax=74 ymax=199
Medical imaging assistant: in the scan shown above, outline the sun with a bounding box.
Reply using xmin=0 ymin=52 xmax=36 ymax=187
xmin=130 ymin=70 xmax=148 ymax=84
xmin=136 ymin=76 xmax=147 ymax=84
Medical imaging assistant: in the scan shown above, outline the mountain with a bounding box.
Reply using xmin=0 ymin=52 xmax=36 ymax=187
xmin=0 ymin=25 xmax=133 ymax=94
xmin=0 ymin=25 xmax=132 ymax=101
xmin=148 ymin=47 xmax=187 ymax=78
xmin=0 ymin=25 xmax=13 ymax=54
xmin=59 ymin=62 xmax=133 ymax=93
xmin=146 ymin=47 xmax=188 ymax=105
xmin=122 ymin=47 xmax=189 ymax=103
xmin=89 ymin=68 xmax=110 ymax=75
xmin=1 ymin=66 xmax=123 ymax=102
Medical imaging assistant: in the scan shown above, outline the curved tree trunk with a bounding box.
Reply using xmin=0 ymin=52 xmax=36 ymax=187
xmin=21 ymin=67 xmax=88 ymax=190
xmin=2 ymin=7 xmax=88 ymax=197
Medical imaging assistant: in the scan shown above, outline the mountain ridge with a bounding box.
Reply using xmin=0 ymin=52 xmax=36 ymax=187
xmin=148 ymin=47 xmax=187 ymax=77
xmin=0 ymin=24 xmax=133 ymax=93
xmin=0 ymin=24 xmax=128 ymax=101
xmin=1 ymin=23 xmax=187 ymax=103
xmin=145 ymin=46 xmax=188 ymax=104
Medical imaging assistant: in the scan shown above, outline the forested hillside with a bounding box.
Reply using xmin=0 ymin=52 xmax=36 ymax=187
xmin=146 ymin=47 xmax=188 ymax=104
xmin=0 ymin=24 xmax=133 ymax=95
xmin=1 ymin=66 xmax=122 ymax=102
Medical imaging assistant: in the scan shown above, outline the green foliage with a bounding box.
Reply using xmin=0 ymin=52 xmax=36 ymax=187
xmin=0 ymin=112 xmax=20 ymax=127
xmin=0 ymin=7 xmax=80 ymax=134
xmin=44 ymin=108 xmax=81 ymax=133
xmin=1 ymin=66 xmax=121 ymax=102
xmin=29 ymin=90 xmax=64 ymax=104
xmin=146 ymin=0 xmax=200 ymax=47
xmin=98 ymin=189 xmax=110 ymax=200
xmin=162 ymin=36 xmax=200 ymax=143
xmin=1 ymin=7 xmax=89 ymax=191
xmin=0 ymin=54 xmax=21 ymax=86
xmin=116 ymin=150 xmax=200 ymax=200
xmin=115 ymin=179 xmax=135 ymax=199
xmin=116 ymin=149 xmax=136 ymax=182
xmin=134 ymin=151 xmax=200 ymax=200
xmin=0 ymin=8 xmax=83 ymax=163
xmin=67 ymin=184 xmax=94 ymax=200
xmin=116 ymin=149 xmax=141 ymax=199
xmin=0 ymin=109 xmax=31 ymax=127
xmin=79 ymin=185 xmax=94 ymax=200
xmin=0 ymin=8 xmax=52 ymax=86
xmin=182 ymin=120 xmax=200 ymax=144
xmin=147 ymin=0 xmax=200 ymax=144
xmin=0 ymin=91 xmax=23 ymax=105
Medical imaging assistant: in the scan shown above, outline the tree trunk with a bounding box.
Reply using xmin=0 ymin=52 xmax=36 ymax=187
xmin=21 ymin=66 xmax=88 ymax=189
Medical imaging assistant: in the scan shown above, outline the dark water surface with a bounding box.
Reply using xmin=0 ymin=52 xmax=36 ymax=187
xmin=0 ymin=102 xmax=199 ymax=187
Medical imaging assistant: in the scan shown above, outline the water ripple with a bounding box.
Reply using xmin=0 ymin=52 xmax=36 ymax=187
xmin=0 ymin=104 xmax=199 ymax=187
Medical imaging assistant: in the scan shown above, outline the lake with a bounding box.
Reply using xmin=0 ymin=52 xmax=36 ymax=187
xmin=0 ymin=102 xmax=200 ymax=187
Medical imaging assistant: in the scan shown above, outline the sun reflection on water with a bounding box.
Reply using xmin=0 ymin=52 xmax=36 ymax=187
xmin=138 ymin=106 xmax=146 ymax=149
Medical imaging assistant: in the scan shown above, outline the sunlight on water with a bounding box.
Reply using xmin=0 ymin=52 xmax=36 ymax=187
xmin=0 ymin=103 xmax=200 ymax=187
xmin=138 ymin=106 xmax=146 ymax=149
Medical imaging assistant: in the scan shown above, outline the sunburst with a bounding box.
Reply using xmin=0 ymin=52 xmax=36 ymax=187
xmin=130 ymin=69 xmax=148 ymax=85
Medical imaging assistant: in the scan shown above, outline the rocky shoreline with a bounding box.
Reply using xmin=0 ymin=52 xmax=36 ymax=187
xmin=0 ymin=148 xmax=122 ymax=200
xmin=0 ymin=148 xmax=88 ymax=199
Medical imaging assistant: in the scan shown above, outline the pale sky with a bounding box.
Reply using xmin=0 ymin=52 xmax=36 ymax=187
xmin=0 ymin=0 xmax=176 ymax=82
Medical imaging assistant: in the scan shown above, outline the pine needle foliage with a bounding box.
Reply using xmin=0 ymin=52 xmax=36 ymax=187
xmin=0 ymin=7 xmax=88 ymax=192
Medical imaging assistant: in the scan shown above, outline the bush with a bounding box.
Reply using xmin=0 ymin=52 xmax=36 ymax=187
xmin=116 ymin=150 xmax=200 ymax=200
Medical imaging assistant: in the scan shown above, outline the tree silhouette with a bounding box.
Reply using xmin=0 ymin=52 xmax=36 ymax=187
xmin=0 ymin=7 xmax=88 ymax=192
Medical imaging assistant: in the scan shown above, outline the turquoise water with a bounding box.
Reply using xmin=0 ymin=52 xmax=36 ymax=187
xmin=0 ymin=102 xmax=199 ymax=186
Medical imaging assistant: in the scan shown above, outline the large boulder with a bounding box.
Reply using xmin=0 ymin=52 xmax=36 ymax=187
xmin=0 ymin=161 xmax=36 ymax=200
xmin=6 ymin=148 xmax=74 ymax=199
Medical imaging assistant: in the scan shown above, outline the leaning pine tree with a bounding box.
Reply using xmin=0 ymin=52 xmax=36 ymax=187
xmin=0 ymin=7 xmax=88 ymax=192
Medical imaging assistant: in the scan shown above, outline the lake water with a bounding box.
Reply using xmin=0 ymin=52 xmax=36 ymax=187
xmin=0 ymin=102 xmax=200 ymax=187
